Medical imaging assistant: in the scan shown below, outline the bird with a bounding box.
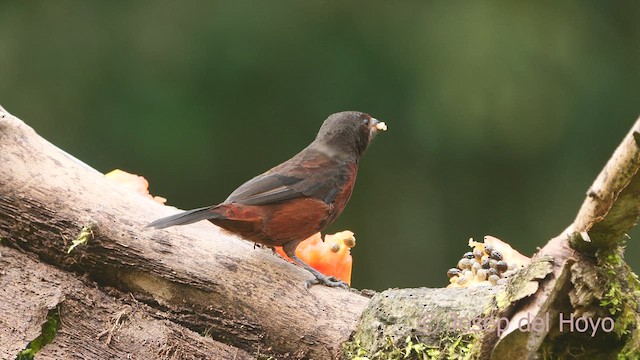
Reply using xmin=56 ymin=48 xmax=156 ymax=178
xmin=147 ymin=111 xmax=387 ymax=288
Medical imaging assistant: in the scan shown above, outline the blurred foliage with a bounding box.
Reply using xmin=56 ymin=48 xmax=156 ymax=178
xmin=1 ymin=2 xmax=639 ymax=290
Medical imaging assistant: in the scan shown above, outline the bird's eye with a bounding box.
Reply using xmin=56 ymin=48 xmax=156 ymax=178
xmin=362 ymin=118 xmax=370 ymax=125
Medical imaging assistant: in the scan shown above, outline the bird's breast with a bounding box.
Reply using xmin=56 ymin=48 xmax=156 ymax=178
xmin=323 ymin=163 xmax=358 ymax=226
xmin=209 ymin=198 xmax=331 ymax=246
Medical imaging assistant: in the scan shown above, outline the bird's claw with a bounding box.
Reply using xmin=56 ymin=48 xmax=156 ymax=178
xmin=305 ymin=275 xmax=349 ymax=289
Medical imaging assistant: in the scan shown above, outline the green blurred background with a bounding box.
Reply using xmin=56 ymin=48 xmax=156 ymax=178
xmin=1 ymin=2 xmax=638 ymax=290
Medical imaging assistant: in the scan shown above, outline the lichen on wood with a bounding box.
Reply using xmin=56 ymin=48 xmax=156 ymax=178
xmin=346 ymin=287 xmax=499 ymax=359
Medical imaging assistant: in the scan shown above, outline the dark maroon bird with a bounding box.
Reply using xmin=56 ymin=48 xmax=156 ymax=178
xmin=147 ymin=111 xmax=387 ymax=288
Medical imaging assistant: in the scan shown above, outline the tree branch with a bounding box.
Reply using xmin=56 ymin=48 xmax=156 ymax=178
xmin=492 ymin=117 xmax=640 ymax=359
xmin=569 ymin=118 xmax=640 ymax=250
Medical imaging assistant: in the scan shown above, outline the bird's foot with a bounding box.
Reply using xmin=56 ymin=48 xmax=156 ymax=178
xmin=281 ymin=241 xmax=349 ymax=289
xmin=305 ymin=275 xmax=349 ymax=289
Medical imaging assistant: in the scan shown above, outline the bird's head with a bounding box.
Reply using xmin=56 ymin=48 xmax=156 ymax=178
xmin=314 ymin=111 xmax=387 ymax=159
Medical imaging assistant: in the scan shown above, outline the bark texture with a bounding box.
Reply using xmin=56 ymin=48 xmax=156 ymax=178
xmin=0 ymin=246 xmax=253 ymax=360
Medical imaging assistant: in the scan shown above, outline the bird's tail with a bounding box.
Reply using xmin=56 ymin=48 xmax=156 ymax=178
xmin=146 ymin=206 xmax=221 ymax=229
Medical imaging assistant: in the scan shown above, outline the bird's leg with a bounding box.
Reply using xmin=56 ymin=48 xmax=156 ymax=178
xmin=282 ymin=240 xmax=349 ymax=289
xmin=254 ymin=242 xmax=273 ymax=250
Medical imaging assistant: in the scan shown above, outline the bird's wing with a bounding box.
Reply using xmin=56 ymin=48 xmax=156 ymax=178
xmin=226 ymin=150 xmax=347 ymax=206
xmin=226 ymin=173 xmax=305 ymax=205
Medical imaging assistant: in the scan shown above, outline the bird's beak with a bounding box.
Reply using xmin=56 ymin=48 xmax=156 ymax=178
xmin=369 ymin=118 xmax=388 ymax=140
